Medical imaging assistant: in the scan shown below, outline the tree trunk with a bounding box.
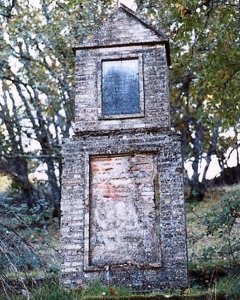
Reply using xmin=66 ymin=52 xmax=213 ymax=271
xmin=45 ymin=158 xmax=61 ymax=219
xmin=8 ymin=157 xmax=37 ymax=208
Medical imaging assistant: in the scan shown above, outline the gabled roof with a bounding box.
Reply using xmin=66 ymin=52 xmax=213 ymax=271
xmin=74 ymin=4 xmax=171 ymax=65
xmin=119 ymin=4 xmax=168 ymax=41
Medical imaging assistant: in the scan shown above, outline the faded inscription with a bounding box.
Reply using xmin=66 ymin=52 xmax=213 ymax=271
xmin=102 ymin=59 xmax=140 ymax=115
xmin=89 ymin=154 xmax=161 ymax=266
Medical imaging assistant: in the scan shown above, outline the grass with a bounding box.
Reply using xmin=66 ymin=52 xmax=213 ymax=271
xmin=1 ymin=185 xmax=240 ymax=299
xmin=214 ymin=273 xmax=240 ymax=297
xmin=186 ymin=186 xmax=240 ymax=262
xmin=2 ymin=274 xmax=240 ymax=300
xmin=0 ymin=261 xmax=240 ymax=300
xmin=2 ymin=280 xmax=81 ymax=300
xmin=81 ymin=281 xmax=132 ymax=298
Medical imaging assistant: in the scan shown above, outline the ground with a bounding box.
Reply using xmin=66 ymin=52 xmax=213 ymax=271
xmin=0 ymin=181 xmax=239 ymax=299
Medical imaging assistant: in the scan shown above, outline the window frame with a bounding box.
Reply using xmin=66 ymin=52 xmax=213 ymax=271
xmin=97 ymin=54 xmax=145 ymax=120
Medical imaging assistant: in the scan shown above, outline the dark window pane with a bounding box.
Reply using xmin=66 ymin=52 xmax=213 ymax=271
xmin=102 ymin=59 xmax=140 ymax=116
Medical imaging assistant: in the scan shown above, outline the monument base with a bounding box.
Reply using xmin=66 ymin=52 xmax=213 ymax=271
xmin=60 ymin=130 xmax=188 ymax=291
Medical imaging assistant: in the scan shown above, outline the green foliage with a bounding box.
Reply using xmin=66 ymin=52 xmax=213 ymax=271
xmin=136 ymin=0 xmax=240 ymax=197
xmin=187 ymin=188 xmax=240 ymax=299
xmin=3 ymin=276 xmax=240 ymax=300
xmin=0 ymin=0 xmax=115 ymax=213
xmin=183 ymin=273 xmax=240 ymax=299
xmin=186 ymin=187 xmax=240 ymax=263
xmin=216 ymin=274 xmax=240 ymax=299
xmin=0 ymin=201 xmax=60 ymax=298
xmin=82 ymin=281 xmax=131 ymax=298
xmin=1 ymin=0 xmax=239 ymax=205
xmin=1 ymin=198 xmax=52 ymax=227
xmin=204 ymin=190 xmax=240 ymax=233
xmin=202 ymin=189 xmax=240 ymax=262
xmin=187 ymin=261 xmax=240 ymax=299
xmin=1 ymin=279 xmax=80 ymax=300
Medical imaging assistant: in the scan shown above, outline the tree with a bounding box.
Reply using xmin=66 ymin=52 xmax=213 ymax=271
xmin=1 ymin=0 xmax=239 ymax=207
xmin=136 ymin=0 xmax=240 ymax=199
xmin=0 ymin=0 xmax=114 ymax=216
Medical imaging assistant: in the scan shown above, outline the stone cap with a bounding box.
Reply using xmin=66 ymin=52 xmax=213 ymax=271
xmin=73 ymin=3 xmax=171 ymax=65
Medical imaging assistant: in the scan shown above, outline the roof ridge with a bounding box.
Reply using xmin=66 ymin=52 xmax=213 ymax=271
xmin=119 ymin=3 xmax=168 ymax=40
xmin=73 ymin=3 xmax=171 ymax=65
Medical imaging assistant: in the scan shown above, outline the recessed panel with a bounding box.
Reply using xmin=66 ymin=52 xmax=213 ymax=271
xmin=89 ymin=154 xmax=161 ymax=266
xmin=102 ymin=59 xmax=140 ymax=116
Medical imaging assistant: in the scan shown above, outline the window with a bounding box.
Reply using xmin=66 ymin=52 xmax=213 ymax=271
xmin=102 ymin=59 xmax=141 ymax=116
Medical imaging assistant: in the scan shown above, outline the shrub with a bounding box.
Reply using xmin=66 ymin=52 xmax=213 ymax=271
xmin=202 ymin=189 xmax=240 ymax=263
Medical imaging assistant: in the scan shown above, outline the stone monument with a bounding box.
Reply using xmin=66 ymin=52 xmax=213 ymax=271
xmin=60 ymin=4 xmax=188 ymax=291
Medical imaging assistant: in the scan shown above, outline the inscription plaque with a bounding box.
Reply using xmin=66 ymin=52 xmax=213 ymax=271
xmin=89 ymin=154 xmax=161 ymax=266
xmin=102 ymin=59 xmax=140 ymax=116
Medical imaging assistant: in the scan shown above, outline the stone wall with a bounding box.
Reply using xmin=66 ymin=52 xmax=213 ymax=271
xmin=80 ymin=7 xmax=168 ymax=48
xmin=60 ymin=131 xmax=188 ymax=290
xmin=74 ymin=44 xmax=170 ymax=133
xmin=60 ymin=4 xmax=188 ymax=291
